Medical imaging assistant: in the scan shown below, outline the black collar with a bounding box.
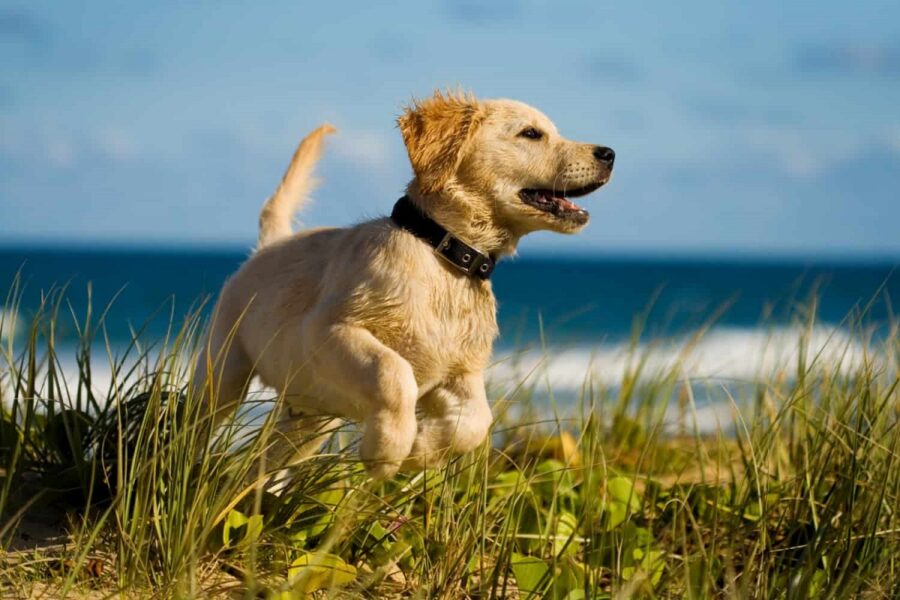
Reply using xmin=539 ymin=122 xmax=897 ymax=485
xmin=390 ymin=196 xmax=496 ymax=280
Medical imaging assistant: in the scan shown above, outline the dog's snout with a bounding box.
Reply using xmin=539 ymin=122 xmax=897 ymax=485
xmin=593 ymin=146 xmax=615 ymax=167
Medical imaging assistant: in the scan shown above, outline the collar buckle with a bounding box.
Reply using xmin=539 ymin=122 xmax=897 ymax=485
xmin=434 ymin=231 xmax=489 ymax=276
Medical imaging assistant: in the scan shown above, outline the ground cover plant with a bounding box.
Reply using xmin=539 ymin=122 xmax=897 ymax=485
xmin=1 ymin=283 xmax=899 ymax=598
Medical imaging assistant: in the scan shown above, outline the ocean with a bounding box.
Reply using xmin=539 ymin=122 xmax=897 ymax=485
xmin=1 ymin=246 xmax=898 ymax=425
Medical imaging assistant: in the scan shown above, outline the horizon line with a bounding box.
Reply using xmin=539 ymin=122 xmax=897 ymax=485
xmin=1 ymin=239 xmax=898 ymax=266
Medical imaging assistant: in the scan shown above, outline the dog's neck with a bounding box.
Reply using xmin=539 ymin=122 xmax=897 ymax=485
xmin=405 ymin=183 xmax=520 ymax=257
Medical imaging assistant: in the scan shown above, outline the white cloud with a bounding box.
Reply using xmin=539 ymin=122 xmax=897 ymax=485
xmin=96 ymin=128 xmax=137 ymax=161
xmin=45 ymin=137 xmax=75 ymax=168
xmin=796 ymin=44 xmax=900 ymax=77
xmin=742 ymin=127 xmax=860 ymax=179
xmin=0 ymin=121 xmax=141 ymax=169
xmin=330 ymin=129 xmax=395 ymax=173
xmin=884 ymin=126 xmax=900 ymax=156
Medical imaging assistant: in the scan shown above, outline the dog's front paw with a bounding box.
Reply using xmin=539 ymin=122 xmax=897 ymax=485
xmin=359 ymin=408 xmax=417 ymax=480
xmin=399 ymin=432 xmax=453 ymax=473
xmin=360 ymin=431 xmax=412 ymax=479
xmin=361 ymin=456 xmax=405 ymax=480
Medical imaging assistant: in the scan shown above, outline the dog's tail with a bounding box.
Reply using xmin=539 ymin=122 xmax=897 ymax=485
xmin=257 ymin=124 xmax=336 ymax=249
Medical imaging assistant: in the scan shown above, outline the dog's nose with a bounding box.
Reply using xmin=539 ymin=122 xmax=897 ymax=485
xmin=593 ymin=146 xmax=615 ymax=167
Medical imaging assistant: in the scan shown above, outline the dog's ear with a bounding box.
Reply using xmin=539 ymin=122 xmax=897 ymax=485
xmin=398 ymin=90 xmax=483 ymax=194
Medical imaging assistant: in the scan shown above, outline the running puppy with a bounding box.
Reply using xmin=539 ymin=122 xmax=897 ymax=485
xmin=194 ymin=91 xmax=614 ymax=479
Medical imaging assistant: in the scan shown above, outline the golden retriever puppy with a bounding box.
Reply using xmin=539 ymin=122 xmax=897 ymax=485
xmin=194 ymin=91 xmax=614 ymax=479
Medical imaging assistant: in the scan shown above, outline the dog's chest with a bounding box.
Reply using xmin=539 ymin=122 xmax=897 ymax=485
xmin=379 ymin=278 xmax=498 ymax=382
xmin=426 ymin=283 xmax=496 ymax=364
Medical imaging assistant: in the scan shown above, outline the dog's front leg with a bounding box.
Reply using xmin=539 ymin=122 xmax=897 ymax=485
xmin=402 ymin=372 xmax=493 ymax=471
xmin=303 ymin=320 xmax=418 ymax=479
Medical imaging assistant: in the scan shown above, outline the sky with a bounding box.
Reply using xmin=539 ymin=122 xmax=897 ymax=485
xmin=1 ymin=1 xmax=899 ymax=258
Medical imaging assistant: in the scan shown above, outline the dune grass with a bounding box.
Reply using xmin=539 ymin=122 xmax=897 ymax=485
xmin=1 ymin=283 xmax=899 ymax=599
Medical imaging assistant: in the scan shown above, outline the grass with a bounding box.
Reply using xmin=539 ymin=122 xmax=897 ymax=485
xmin=1 ymin=282 xmax=899 ymax=599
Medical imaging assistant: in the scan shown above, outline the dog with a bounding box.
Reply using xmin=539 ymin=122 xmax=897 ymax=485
xmin=193 ymin=91 xmax=614 ymax=479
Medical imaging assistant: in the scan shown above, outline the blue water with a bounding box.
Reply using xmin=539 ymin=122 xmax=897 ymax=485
xmin=1 ymin=246 xmax=897 ymax=350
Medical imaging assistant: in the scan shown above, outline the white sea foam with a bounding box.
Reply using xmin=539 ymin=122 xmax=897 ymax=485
xmin=488 ymin=325 xmax=868 ymax=393
xmin=0 ymin=309 xmax=21 ymax=402
xmin=485 ymin=325 xmax=872 ymax=433
xmin=2 ymin=325 xmax=872 ymax=435
xmin=0 ymin=308 xmax=21 ymax=345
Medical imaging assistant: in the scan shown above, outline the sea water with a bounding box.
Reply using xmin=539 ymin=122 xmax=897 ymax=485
xmin=1 ymin=246 xmax=897 ymax=430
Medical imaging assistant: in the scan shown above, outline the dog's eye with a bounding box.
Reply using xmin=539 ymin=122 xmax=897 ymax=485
xmin=518 ymin=127 xmax=543 ymax=140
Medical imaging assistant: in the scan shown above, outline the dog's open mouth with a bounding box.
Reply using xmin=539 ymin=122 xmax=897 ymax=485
xmin=518 ymin=181 xmax=604 ymax=222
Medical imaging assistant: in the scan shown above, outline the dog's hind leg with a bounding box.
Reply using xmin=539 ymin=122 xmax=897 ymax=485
xmin=402 ymin=372 xmax=493 ymax=471
xmin=192 ymin=313 xmax=254 ymax=435
xmin=302 ymin=318 xmax=418 ymax=480
xmin=253 ymin=410 xmax=344 ymax=493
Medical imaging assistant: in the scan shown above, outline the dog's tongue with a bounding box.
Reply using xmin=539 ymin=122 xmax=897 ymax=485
xmin=554 ymin=196 xmax=579 ymax=211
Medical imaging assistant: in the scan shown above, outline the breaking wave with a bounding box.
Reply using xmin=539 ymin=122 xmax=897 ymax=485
xmin=3 ymin=325 xmax=874 ymax=434
xmin=0 ymin=307 xmax=21 ymax=344
xmin=489 ymin=324 xmax=870 ymax=392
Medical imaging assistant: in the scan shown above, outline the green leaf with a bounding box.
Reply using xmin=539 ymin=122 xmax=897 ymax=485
xmin=808 ymin=569 xmax=827 ymax=597
xmin=358 ymin=518 xmax=411 ymax=568
xmin=622 ymin=548 xmax=664 ymax=587
xmin=553 ymin=557 xmax=586 ymax=595
xmin=553 ymin=511 xmax=579 ymax=556
xmin=644 ymin=550 xmax=665 ymax=586
xmin=380 ymin=539 xmax=411 ymax=567
xmin=510 ymin=553 xmax=549 ymax=597
xmin=222 ymin=509 xmax=263 ymax=548
xmin=602 ymin=501 xmax=628 ymax=530
xmin=601 ymin=477 xmax=643 ymax=530
xmin=607 ymin=476 xmax=641 ymax=511
xmin=308 ymin=487 xmax=344 ymax=538
xmin=621 ymin=523 xmax=654 ymax=549
xmin=492 ymin=470 xmax=526 ymax=496
xmin=516 ymin=493 xmax=544 ymax=554
xmin=289 ymin=552 xmax=356 ymax=594
xmin=533 ymin=459 xmax=577 ymax=499
xmin=289 ymin=528 xmax=307 ymax=549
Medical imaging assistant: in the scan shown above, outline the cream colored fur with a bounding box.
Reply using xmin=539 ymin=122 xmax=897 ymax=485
xmin=194 ymin=91 xmax=613 ymax=479
xmin=257 ymin=124 xmax=335 ymax=249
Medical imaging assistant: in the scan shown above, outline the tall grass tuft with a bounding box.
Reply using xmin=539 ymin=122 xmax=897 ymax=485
xmin=0 ymin=285 xmax=898 ymax=599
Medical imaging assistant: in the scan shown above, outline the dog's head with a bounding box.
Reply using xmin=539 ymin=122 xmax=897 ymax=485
xmin=398 ymin=91 xmax=614 ymax=240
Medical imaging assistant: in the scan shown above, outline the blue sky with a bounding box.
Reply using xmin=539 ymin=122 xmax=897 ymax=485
xmin=1 ymin=1 xmax=899 ymax=257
